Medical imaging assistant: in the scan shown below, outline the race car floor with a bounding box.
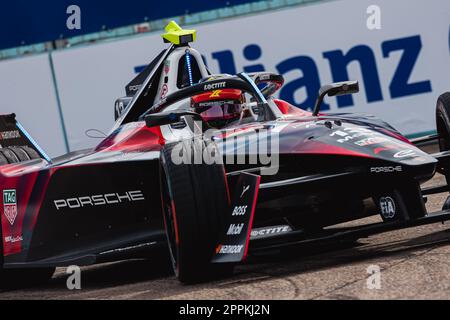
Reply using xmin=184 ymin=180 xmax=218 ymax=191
xmin=1 ymin=147 xmax=450 ymax=300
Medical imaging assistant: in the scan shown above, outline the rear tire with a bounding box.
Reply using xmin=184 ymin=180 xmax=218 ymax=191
xmin=160 ymin=139 xmax=233 ymax=283
xmin=436 ymin=92 xmax=450 ymax=184
xmin=0 ymin=146 xmax=55 ymax=289
xmin=0 ymin=146 xmax=40 ymax=164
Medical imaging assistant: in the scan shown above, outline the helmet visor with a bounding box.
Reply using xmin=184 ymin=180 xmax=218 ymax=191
xmin=196 ymin=100 xmax=242 ymax=121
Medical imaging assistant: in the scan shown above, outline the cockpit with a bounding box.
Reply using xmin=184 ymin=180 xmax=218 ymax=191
xmin=110 ymin=22 xmax=306 ymax=135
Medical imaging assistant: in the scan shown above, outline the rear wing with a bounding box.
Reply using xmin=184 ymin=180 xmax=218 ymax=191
xmin=0 ymin=114 xmax=50 ymax=162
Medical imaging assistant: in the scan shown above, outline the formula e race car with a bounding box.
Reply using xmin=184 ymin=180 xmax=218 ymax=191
xmin=2 ymin=21 xmax=450 ymax=285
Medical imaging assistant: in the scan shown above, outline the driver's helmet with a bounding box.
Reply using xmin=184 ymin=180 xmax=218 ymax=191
xmin=191 ymin=89 xmax=244 ymax=128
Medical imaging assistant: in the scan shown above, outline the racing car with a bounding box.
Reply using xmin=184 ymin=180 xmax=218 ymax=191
xmin=2 ymin=21 xmax=450 ymax=285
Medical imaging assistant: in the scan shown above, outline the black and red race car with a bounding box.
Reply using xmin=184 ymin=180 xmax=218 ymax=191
xmin=2 ymin=22 xmax=450 ymax=285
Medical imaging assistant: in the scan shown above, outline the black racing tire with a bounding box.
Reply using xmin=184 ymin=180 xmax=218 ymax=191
xmin=0 ymin=146 xmax=40 ymax=164
xmin=0 ymin=146 xmax=54 ymax=289
xmin=0 ymin=152 xmax=7 ymax=165
xmin=436 ymin=92 xmax=450 ymax=184
xmin=160 ymin=139 xmax=233 ymax=283
xmin=0 ymin=148 xmax=20 ymax=163
xmin=9 ymin=146 xmax=30 ymax=162
xmin=20 ymin=146 xmax=41 ymax=160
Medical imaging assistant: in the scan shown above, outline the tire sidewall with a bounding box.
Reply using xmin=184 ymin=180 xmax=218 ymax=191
xmin=159 ymin=139 xmax=231 ymax=283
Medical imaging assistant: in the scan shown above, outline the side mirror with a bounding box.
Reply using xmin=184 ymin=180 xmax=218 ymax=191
xmin=114 ymin=96 xmax=133 ymax=121
xmin=145 ymin=110 xmax=202 ymax=127
xmin=312 ymin=81 xmax=359 ymax=116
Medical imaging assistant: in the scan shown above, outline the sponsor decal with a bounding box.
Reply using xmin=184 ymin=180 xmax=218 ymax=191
xmin=160 ymin=83 xmax=168 ymax=99
xmin=227 ymin=223 xmax=244 ymax=235
xmin=115 ymin=100 xmax=127 ymax=117
xmin=379 ymin=196 xmax=396 ymax=219
xmin=373 ymin=145 xmax=396 ymax=154
xmin=4 ymin=235 xmax=23 ymax=243
xmin=240 ymin=185 xmax=250 ymax=198
xmin=250 ymin=225 xmax=292 ymax=239
xmin=54 ymin=190 xmax=145 ymax=211
xmin=203 ymin=82 xmax=226 ymax=91
xmin=0 ymin=130 xmax=20 ymax=140
xmin=3 ymin=189 xmax=18 ymax=226
xmin=212 ymin=173 xmax=260 ymax=263
xmin=370 ymin=166 xmax=402 ymax=173
xmin=128 ymin=84 xmax=141 ymax=93
xmin=215 ymin=244 xmax=244 ymax=254
xmin=305 ymin=120 xmax=327 ymax=129
xmin=231 ymin=205 xmax=247 ymax=216
xmin=198 ymin=100 xmax=235 ymax=108
xmin=329 ymin=127 xmax=378 ymax=144
xmin=164 ymin=60 xmax=170 ymax=74
xmin=354 ymin=137 xmax=387 ymax=146
xmin=209 ymin=90 xmax=222 ymax=98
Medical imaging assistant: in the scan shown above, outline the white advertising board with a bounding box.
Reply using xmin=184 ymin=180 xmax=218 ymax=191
xmin=0 ymin=54 xmax=67 ymax=156
xmin=52 ymin=0 xmax=450 ymax=151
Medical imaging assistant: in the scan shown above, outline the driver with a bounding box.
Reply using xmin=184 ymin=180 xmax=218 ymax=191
xmin=191 ymin=89 xmax=245 ymax=129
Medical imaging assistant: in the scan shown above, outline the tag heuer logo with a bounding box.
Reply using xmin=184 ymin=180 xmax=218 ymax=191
xmin=3 ymin=189 xmax=17 ymax=226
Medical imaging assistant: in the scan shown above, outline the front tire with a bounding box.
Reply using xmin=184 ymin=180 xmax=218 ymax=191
xmin=160 ymin=139 xmax=233 ymax=283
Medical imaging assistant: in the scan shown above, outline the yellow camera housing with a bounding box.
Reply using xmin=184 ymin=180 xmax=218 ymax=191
xmin=161 ymin=21 xmax=197 ymax=45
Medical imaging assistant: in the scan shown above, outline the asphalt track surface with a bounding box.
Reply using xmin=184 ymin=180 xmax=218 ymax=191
xmin=1 ymin=146 xmax=450 ymax=300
